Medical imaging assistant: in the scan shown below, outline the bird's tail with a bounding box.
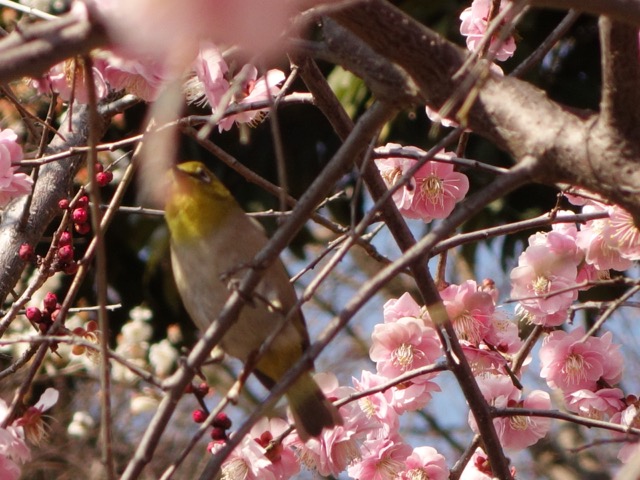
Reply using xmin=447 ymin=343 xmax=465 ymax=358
xmin=286 ymin=372 xmax=343 ymax=441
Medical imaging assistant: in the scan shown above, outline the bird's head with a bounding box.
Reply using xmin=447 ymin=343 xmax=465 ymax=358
xmin=164 ymin=161 xmax=236 ymax=242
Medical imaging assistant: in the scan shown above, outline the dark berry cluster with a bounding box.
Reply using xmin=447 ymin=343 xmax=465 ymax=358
xmin=25 ymin=292 xmax=61 ymax=333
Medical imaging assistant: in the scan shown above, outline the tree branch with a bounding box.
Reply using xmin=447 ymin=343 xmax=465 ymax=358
xmin=598 ymin=17 xmax=640 ymax=137
xmin=0 ymin=13 xmax=107 ymax=84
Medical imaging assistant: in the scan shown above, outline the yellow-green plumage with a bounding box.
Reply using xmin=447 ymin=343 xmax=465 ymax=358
xmin=164 ymin=161 xmax=341 ymax=440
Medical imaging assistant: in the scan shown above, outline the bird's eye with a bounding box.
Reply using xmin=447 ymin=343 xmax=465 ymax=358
xmin=193 ymin=166 xmax=211 ymax=184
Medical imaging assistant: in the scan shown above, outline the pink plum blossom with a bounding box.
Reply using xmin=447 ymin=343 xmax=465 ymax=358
xmin=374 ymin=143 xmax=420 ymax=212
xmin=374 ymin=144 xmax=469 ymax=222
xmin=469 ymin=374 xmax=551 ymax=450
xmin=388 ymin=378 xmax=441 ymax=414
xmin=218 ymin=417 xmax=300 ymax=480
xmin=539 ymin=327 xmax=623 ymax=393
xmin=382 ymin=292 xmax=425 ymax=324
xmin=188 ymin=43 xmax=231 ymax=113
xmin=294 ymin=373 xmax=373 ymax=477
xmin=459 ymin=0 xmax=517 ymax=61
xmin=219 ymin=434 xmax=274 ymax=480
xmin=102 ymin=54 xmax=166 ymax=102
xmin=347 ymin=436 xmax=412 ymax=480
xmin=576 ymin=202 xmax=640 ymax=271
xmin=369 ymin=318 xmax=442 ymax=381
xmin=218 ymin=66 xmax=286 ymax=131
xmin=406 ymin=153 xmax=470 ymax=222
xmin=0 ymin=389 xmax=58 ymax=478
xmin=398 ymin=446 xmax=449 ymax=480
xmin=441 ymin=280 xmax=495 ymax=345
xmin=460 ymin=448 xmax=498 ymax=480
xmin=352 ymin=371 xmax=399 ymax=436
xmin=564 ymin=388 xmax=625 ymax=420
xmin=612 ymin=403 xmax=640 ymax=463
xmin=483 ymin=312 xmax=523 ymax=354
xmin=32 ymin=58 xmax=109 ymax=104
xmin=0 ymin=129 xmax=32 ymax=208
xmin=461 ymin=343 xmax=509 ymax=375
xmin=510 ymin=240 xmax=579 ymax=326
xmin=15 ymin=388 xmax=59 ymax=445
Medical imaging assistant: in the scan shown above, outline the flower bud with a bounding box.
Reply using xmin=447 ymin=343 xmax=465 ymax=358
xmin=76 ymin=196 xmax=89 ymax=208
xmin=72 ymin=208 xmax=88 ymax=224
xmin=25 ymin=307 xmax=42 ymax=323
xmin=75 ymin=223 xmax=91 ymax=235
xmin=96 ymin=171 xmax=113 ymax=187
xmin=192 ymin=409 xmax=207 ymax=423
xmin=213 ymin=412 xmax=232 ymax=430
xmin=43 ymin=292 xmax=58 ymax=312
xmin=57 ymin=245 xmax=74 ymax=263
xmin=19 ymin=243 xmax=34 ymax=261
xmin=59 ymin=231 xmax=72 ymax=246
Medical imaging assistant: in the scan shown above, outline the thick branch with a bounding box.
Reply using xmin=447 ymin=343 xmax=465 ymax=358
xmin=598 ymin=17 xmax=640 ymax=137
xmin=331 ymin=0 xmax=640 ymax=222
xmin=530 ymin=0 xmax=640 ymax=26
xmin=0 ymin=13 xmax=107 ymax=84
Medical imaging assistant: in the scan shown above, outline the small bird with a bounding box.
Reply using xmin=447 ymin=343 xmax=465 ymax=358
xmin=164 ymin=161 xmax=342 ymax=440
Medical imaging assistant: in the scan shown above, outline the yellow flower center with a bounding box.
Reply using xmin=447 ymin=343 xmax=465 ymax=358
xmin=405 ymin=467 xmax=430 ymax=480
xmin=454 ymin=311 xmax=482 ymax=344
xmin=532 ymin=276 xmax=550 ymax=296
xmin=392 ymin=343 xmax=424 ymax=371
xmin=420 ymin=174 xmax=444 ymax=206
xmin=562 ymin=352 xmax=591 ymax=385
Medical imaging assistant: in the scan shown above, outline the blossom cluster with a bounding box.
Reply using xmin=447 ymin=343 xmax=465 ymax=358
xmin=374 ymin=143 xmax=469 ymax=223
xmin=209 ymin=186 xmax=640 ymax=477
xmin=32 ymin=7 xmax=285 ymax=133
xmin=426 ymin=0 xmax=516 ymax=127
xmin=213 ymin=281 xmax=550 ymax=479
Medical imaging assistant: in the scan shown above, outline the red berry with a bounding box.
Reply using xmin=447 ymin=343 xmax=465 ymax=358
xmin=213 ymin=412 xmax=232 ymax=430
xmin=59 ymin=231 xmax=72 ymax=246
xmin=58 ymin=198 xmax=70 ymax=210
xmin=210 ymin=427 xmax=227 ymax=440
xmin=197 ymin=382 xmax=210 ymax=397
xmin=184 ymin=383 xmax=195 ymax=394
xmin=43 ymin=292 xmax=58 ymax=312
xmin=72 ymin=207 xmax=88 ymax=224
xmin=18 ymin=243 xmax=34 ymax=261
xmin=96 ymin=171 xmax=113 ymax=187
xmin=76 ymin=196 xmax=89 ymax=208
xmin=63 ymin=261 xmax=79 ymax=275
xmin=57 ymin=245 xmax=74 ymax=262
xmin=94 ymin=162 xmax=104 ymax=173
xmin=75 ymin=223 xmax=91 ymax=235
xmin=192 ymin=409 xmax=207 ymax=424
xmin=25 ymin=307 xmax=42 ymax=323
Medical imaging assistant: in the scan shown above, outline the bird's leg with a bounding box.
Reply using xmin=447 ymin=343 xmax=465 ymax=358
xmin=226 ymin=349 xmax=260 ymax=403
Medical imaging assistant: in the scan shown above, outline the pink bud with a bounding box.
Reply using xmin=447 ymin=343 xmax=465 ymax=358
xmin=57 ymin=245 xmax=74 ymax=263
xmin=192 ymin=409 xmax=207 ymax=424
xmin=25 ymin=307 xmax=42 ymax=323
xmin=19 ymin=243 xmax=34 ymax=261
xmin=43 ymin=292 xmax=58 ymax=312
xmin=72 ymin=208 xmax=88 ymax=224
